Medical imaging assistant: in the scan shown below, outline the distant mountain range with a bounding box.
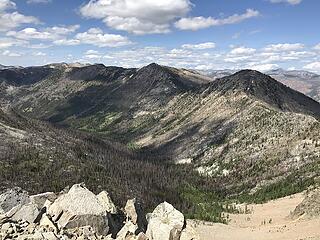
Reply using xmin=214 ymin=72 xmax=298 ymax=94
xmin=0 ymin=63 xmax=319 ymax=217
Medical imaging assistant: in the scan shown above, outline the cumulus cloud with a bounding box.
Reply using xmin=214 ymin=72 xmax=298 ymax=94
xmin=0 ymin=0 xmax=15 ymax=12
xmin=314 ymin=43 xmax=320 ymax=51
xmin=75 ymin=28 xmax=132 ymax=47
xmin=2 ymin=50 xmax=22 ymax=57
xmin=53 ymin=39 xmax=80 ymax=46
xmin=85 ymin=49 xmax=100 ymax=55
xmin=83 ymin=49 xmax=103 ymax=60
xmin=230 ymin=46 xmax=256 ymax=55
xmin=270 ymin=0 xmax=302 ymax=5
xmin=7 ymin=25 xmax=80 ymax=40
xmin=181 ymin=42 xmax=216 ymax=50
xmin=0 ymin=0 xmax=39 ymax=31
xmin=264 ymin=43 xmax=304 ymax=52
xmin=249 ymin=63 xmax=279 ymax=71
xmin=175 ymin=9 xmax=259 ymax=31
xmin=303 ymin=62 xmax=320 ymax=73
xmin=80 ymin=0 xmax=191 ymax=35
xmin=0 ymin=37 xmax=28 ymax=49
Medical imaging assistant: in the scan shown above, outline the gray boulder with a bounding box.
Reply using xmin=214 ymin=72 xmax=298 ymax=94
xmin=0 ymin=187 xmax=30 ymax=215
xmin=146 ymin=202 xmax=185 ymax=240
xmin=47 ymin=183 xmax=109 ymax=235
xmin=11 ymin=203 xmax=40 ymax=223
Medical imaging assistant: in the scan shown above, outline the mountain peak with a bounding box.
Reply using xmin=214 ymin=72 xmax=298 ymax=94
xmin=139 ymin=62 xmax=166 ymax=73
xmin=210 ymin=69 xmax=320 ymax=117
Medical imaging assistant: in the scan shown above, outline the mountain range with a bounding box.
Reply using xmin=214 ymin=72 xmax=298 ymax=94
xmin=0 ymin=62 xmax=319 ymax=221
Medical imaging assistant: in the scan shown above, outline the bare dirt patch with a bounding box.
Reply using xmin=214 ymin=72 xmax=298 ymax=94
xmin=189 ymin=192 xmax=320 ymax=240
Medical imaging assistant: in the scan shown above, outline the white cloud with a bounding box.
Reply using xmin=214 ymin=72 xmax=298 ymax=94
xmin=264 ymin=43 xmax=304 ymax=52
xmin=0 ymin=0 xmax=39 ymax=31
xmin=75 ymin=28 xmax=132 ymax=47
xmin=85 ymin=49 xmax=100 ymax=55
xmin=175 ymin=9 xmax=259 ymax=31
xmin=0 ymin=12 xmax=39 ymax=32
xmin=182 ymin=42 xmax=216 ymax=50
xmin=249 ymin=63 xmax=279 ymax=72
xmin=103 ymin=16 xmax=171 ymax=35
xmin=84 ymin=49 xmax=103 ymax=60
xmin=2 ymin=50 xmax=22 ymax=57
xmin=0 ymin=37 xmax=28 ymax=48
xmin=27 ymin=0 xmax=51 ymax=3
xmin=80 ymin=0 xmax=191 ymax=35
xmin=53 ymin=39 xmax=80 ymax=46
xmin=314 ymin=43 xmax=320 ymax=51
xmin=230 ymin=46 xmax=256 ymax=55
xmin=303 ymin=62 xmax=320 ymax=73
xmin=7 ymin=25 xmax=80 ymax=40
xmin=85 ymin=54 xmax=101 ymax=59
xmin=225 ymin=56 xmax=250 ymax=63
xmin=270 ymin=0 xmax=302 ymax=5
xmin=32 ymin=51 xmax=46 ymax=56
xmin=0 ymin=0 xmax=15 ymax=12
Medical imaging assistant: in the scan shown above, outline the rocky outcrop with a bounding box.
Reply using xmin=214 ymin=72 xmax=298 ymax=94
xmin=0 ymin=184 xmax=197 ymax=240
xmin=291 ymin=188 xmax=320 ymax=219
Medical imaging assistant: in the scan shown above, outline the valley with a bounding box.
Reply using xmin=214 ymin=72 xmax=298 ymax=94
xmin=0 ymin=63 xmax=319 ymax=226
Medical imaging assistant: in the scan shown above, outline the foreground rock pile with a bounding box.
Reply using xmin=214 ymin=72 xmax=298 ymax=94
xmin=0 ymin=184 xmax=199 ymax=240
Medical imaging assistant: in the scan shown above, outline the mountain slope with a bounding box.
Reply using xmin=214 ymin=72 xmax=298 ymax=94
xmin=0 ymin=107 xmax=223 ymax=217
xmin=0 ymin=63 xmax=319 ymax=198
xmin=209 ymin=70 xmax=320 ymax=117
xmin=202 ymin=68 xmax=320 ymax=102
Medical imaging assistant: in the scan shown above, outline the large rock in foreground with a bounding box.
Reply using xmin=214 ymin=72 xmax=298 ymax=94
xmin=125 ymin=198 xmax=147 ymax=234
xmin=47 ymin=184 xmax=110 ymax=235
xmin=146 ymin=202 xmax=185 ymax=240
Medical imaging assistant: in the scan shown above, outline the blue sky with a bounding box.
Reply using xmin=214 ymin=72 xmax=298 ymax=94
xmin=0 ymin=0 xmax=320 ymax=72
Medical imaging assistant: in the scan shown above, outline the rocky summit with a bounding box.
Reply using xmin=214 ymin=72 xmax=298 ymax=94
xmin=0 ymin=184 xmax=199 ymax=240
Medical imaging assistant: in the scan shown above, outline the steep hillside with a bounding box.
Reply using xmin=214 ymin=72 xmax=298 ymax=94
xmin=0 ymin=63 xmax=319 ymax=202
xmin=0 ymin=107 xmax=224 ymax=219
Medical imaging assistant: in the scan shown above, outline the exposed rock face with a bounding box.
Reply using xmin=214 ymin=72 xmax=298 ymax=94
xmin=0 ymin=184 xmax=197 ymax=240
xmin=47 ymin=183 xmax=109 ymax=234
xmin=0 ymin=187 xmax=30 ymax=215
xmin=11 ymin=203 xmax=40 ymax=223
xmin=30 ymin=192 xmax=57 ymax=209
xmin=146 ymin=202 xmax=185 ymax=240
xmin=291 ymin=188 xmax=320 ymax=219
xmin=98 ymin=191 xmax=118 ymax=214
xmin=180 ymin=220 xmax=200 ymax=240
xmin=116 ymin=221 xmax=138 ymax=239
xmin=124 ymin=199 xmax=147 ymax=234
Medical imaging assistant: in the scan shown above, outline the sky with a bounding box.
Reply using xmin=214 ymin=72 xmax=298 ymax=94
xmin=0 ymin=0 xmax=320 ymax=72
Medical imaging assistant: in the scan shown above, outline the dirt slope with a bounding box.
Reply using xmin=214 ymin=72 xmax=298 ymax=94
xmin=190 ymin=192 xmax=320 ymax=240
